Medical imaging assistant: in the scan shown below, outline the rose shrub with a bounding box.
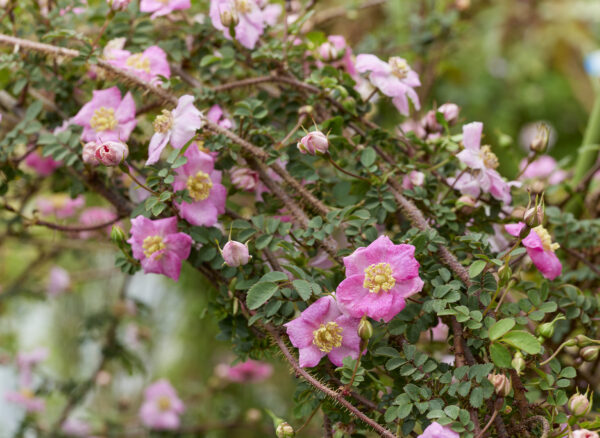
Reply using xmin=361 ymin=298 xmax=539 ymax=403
xmin=1 ymin=0 xmax=600 ymax=437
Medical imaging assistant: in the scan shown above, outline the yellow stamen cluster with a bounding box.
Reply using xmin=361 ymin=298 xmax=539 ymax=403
xmin=363 ymin=262 xmax=396 ymax=294
xmin=235 ymin=0 xmax=252 ymax=13
xmin=143 ymin=235 xmax=166 ymax=259
xmin=186 ymin=171 xmax=213 ymax=201
xmin=125 ymin=53 xmax=151 ymax=72
xmin=313 ymin=322 xmax=343 ymax=353
xmin=153 ymin=109 xmax=173 ymax=134
xmin=480 ymin=145 xmax=499 ymax=169
xmin=389 ymin=57 xmax=409 ymax=79
xmin=90 ymin=107 xmax=117 ymax=132
xmin=20 ymin=388 xmax=35 ymax=399
xmin=157 ymin=396 xmax=172 ymax=411
xmin=533 ymin=225 xmax=560 ymax=252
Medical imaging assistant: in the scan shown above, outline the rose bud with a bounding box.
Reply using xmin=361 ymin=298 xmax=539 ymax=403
xmin=575 ymin=334 xmax=594 ymax=347
xmin=580 ymin=346 xmax=600 ymax=362
xmin=95 ymin=140 xmax=129 ymax=166
xmin=512 ymin=352 xmax=525 ymax=375
xmin=276 ymin=422 xmax=295 ymax=438
xmin=318 ymin=41 xmax=339 ymax=62
xmin=438 ymin=103 xmax=460 ymax=125
xmin=568 ymin=393 xmax=590 ymax=417
xmin=220 ymin=8 xmax=239 ymax=27
xmin=530 ymin=123 xmax=550 ymax=153
xmin=221 ymin=240 xmax=250 ymax=267
xmin=358 ymin=318 xmax=373 ymax=341
xmin=297 ymin=131 xmax=329 ymax=155
xmin=107 ymin=0 xmax=130 ymax=10
xmin=487 ymin=373 xmax=511 ymax=397
xmin=422 ymin=110 xmax=441 ymax=133
xmin=82 ymin=141 xmax=99 ymax=165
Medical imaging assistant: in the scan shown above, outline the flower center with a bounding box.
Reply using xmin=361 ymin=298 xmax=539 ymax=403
xmin=235 ymin=0 xmax=252 ymax=13
xmin=20 ymin=388 xmax=34 ymax=399
xmin=186 ymin=171 xmax=213 ymax=201
xmin=153 ymin=110 xmax=173 ymax=134
xmin=389 ymin=57 xmax=409 ymax=79
xmin=363 ymin=262 xmax=396 ymax=293
xmin=312 ymin=322 xmax=343 ymax=353
xmin=533 ymin=225 xmax=560 ymax=252
xmin=143 ymin=235 xmax=166 ymax=259
xmin=125 ymin=53 xmax=151 ymax=73
xmin=480 ymin=145 xmax=499 ymax=169
xmin=157 ymin=395 xmax=171 ymax=411
xmin=90 ymin=107 xmax=118 ymax=132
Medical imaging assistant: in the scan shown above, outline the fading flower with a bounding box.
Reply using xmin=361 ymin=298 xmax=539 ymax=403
xmin=505 ymin=222 xmax=562 ymax=280
xmin=206 ymin=104 xmax=233 ymax=129
xmin=284 ymin=295 xmax=361 ymax=368
xmin=78 ymin=207 xmax=118 ymax=238
xmin=219 ymin=359 xmax=273 ymax=382
xmin=519 ymin=155 xmax=567 ymax=185
xmin=147 ymin=95 xmax=202 ymax=165
xmin=355 ymin=54 xmax=420 ymax=115
xmin=128 ymin=216 xmax=193 ymax=281
xmin=36 ymin=194 xmax=85 ymax=219
xmin=140 ymin=0 xmax=191 ymax=19
xmin=336 ymin=235 xmax=423 ymax=322
xmin=23 ymin=150 xmax=61 ymax=176
xmin=402 ymin=170 xmax=425 ymax=190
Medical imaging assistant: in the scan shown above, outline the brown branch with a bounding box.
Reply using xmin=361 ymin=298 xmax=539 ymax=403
xmin=265 ymin=325 xmax=396 ymax=438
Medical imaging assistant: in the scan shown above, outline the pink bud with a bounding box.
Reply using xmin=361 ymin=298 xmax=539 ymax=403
xmin=230 ymin=167 xmax=259 ymax=191
xmin=82 ymin=141 xmax=99 ymax=165
xmin=402 ymin=171 xmax=425 ymax=190
xmin=487 ymin=373 xmax=511 ymax=397
xmin=107 ymin=0 xmax=130 ymax=10
xmin=422 ymin=110 xmax=441 ymax=133
xmin=222 ymin=240 xmax=250 ymax=267
xmin=95 ymin=141 xmax=128 ymax=166
xmin=298 ymin=131 xmax=329 ymax=155
xmin=318 ymin=41 xmax=339 ymax=61
xmin=569 ymin=393 xmax=590 ymax=416
xmin=438 ymin=103 xmax=460 ymax=125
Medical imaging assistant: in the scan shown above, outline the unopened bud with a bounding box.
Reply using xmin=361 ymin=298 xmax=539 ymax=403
xmin=110 ymin=225 xmax=126 ymax=245
xmin=537 ymin=322 xmax=554 ymax=339
xmin=488 ymin=373 xmax=512 ymax=397
xmin=498 ymin=264 xmax=512 ymax=285
xmin=564 ymin=338 xmax=578 ymax=347
xmin=438 ymin=102 xmax=460 ymax=125
xmin=580 ymin=346 xmax=600 ymax=362
xmin=220 ymin=8 xmax=239 ymax=27
xmin=276 ymin=422 xmax=295 ymax=438
xmin=298 ymin=105 xmax=313 ymax=116
xmin=568 ymin=393 xmax=590 ymax=417
xmin=575 ymin=335 xmax=594 ymax=348
xmin=530 ymin=123 xmax=550 ymax=153
xmin=358 ymin=318 xmax=373 ymax=341
xmin=512 ymin=352 xmax=525 ymax=375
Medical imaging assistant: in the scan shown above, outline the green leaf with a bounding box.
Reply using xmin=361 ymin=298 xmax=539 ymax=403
xmin=360 ymin=147 xmax=376 ymax=167
xmin=259 ymin=271 xmax=288 ymax=283
xmin=444 ymin=405 xmax=460 ymax=420
xmin=469 ymin=260 xmax=487 ymax=278
xmin=489 ymin=318 xmax=515 ymax=341
xmin=469 ymin=386 xmax=484 ymax=408
xmin=292 ymin=280 xmax=312 ymax=301
xmin=246 ymin=282 xmax=279 ymax=310
xmin=490 ymin=343 xmax=512 ymax=368
xmin=500 ymin=330 xmax=542 ymax=355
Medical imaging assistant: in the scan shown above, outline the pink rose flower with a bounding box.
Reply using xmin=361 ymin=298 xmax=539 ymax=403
xmin=72 ymin=87 xmax=137 ymax=142
xmin=355 ymin=54 xmax=421 ymax=115
xmin=36 ymin=194 xmax=85 ymax=219
xmin=222 ymin=240 xmax=250 ymax=267
xmin=284 ymin=295 xmax=362 ymax=368
xmin=109 ymin=46 xmax=171 ymax=84
xmin=147 ymin=95 xmax=202 ymax=165
xmin=430 ymin=319 xmax=449 ymax=342
xmin=139 ymin=379 xmax=185 ymax=430
xmin=61 ymin=418 xmax=92 ymax=437
xmin=447 ymin=122 xmax=515 ymax=204
xmin=206 ymin=104 xmax=233 ymax=129
xmin=220 ymin=359 xmax=273 ymax=382
xmin=418 ymin=422 xmax=459 ymax=438
xmin=128 ymin=216 xmax=193 ymax=281
xmin=298 ymin=131 xmax=329 ymax=155
xmin=5 ymin=388 xmax=45 ymax=412
xmin=78 ymin=207 xmax=118 ymax=238
xmin=505 ymin=222 xmax=562 ymax=280
xmin=107 ymin=0 xmax=131 ymax=11
xmin=173 ymin=146 xmax=226 ymax=227
xmin=95 ymin=140 xmax=129 ymax=166
xmin=336 ymin=235 xmax=424 ymax=322
xmin=46 ymin=266 xmax=71 ymax=297
xmin=140 ymin=0 xmax=191 ymax=19
xmin=17 ymin=348 xmax=48 ymax=387
xmin=230 ymin=166 xmax=259 ymax=191
xmin=23 ymin=150 xmax=61 ymax=176
xmin=210 ymin=0 xmax=265 ymax=50
xmin=573 ymin=430 xmax=600 ymax=438
xmin=519 ymin=155 xmax=567 ymax=185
